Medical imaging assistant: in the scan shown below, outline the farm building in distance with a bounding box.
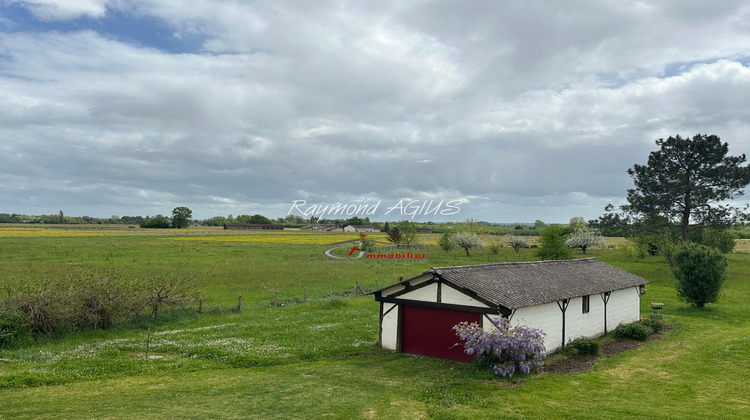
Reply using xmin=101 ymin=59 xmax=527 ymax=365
xmin=373 ymin=258 xmax=649 ymax=361
xmin=223 ymin=224 xmax=284 ymax=230
xmin=343 ymin=225 xmax=380 ymax=233
xmin=300 ymin=224 xmax=343 ymax=232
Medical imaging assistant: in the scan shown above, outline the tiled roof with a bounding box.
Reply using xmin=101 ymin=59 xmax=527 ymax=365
xmin=428 ymin=258 xmax=649 ymax=309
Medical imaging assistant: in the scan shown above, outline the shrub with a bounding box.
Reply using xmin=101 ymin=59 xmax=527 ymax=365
xmin=672 ymin=242 xmax=728 ymax=307
xmin=0 ymin=266 xmax=201 ymax=337
xmin=641 ymin=317 xmax=663 ymax=334
xmin=536 ymin=226 xmax=573 ymax=260
xmin=612 ymin=322 xmax=651 ymax=341
xmin=453 ymin=317 xmax=546 ymax=378
xmin=568 ymin=337 xmax=600 ymax=356
xmin=3 ymin=289 xmax=72 ymax=335
xmin=437 ymin=232 xmax=455 ymax=252
xmin=0 ymin=314 xmax=30 ymax=349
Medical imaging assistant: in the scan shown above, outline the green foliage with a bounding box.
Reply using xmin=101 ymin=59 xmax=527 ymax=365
xmin=568 ymin=216 xmax=587 ymax=230
xmin=171 ymin=207 xmax=193 ymax=229
xmin=0 ymin=314 xmax=29 ymax=349
xmin=589 ymin=204 xmax=631 ymax=237
xmin=612 ymin=322 xmax=651 ymax=341
xmin=692 ymin=228 xmax=736 ymax=253
xmin=437 ymin=231 xmax=454 ymax=251
xmin=140 ymin=214 xmax=170 ymax=228
xmin=642 ymin=317 xmax=663 ymax=334
xmin=672 ymin=242 xmax=728 ymax=307
xmin=623 ymin=134 xmax=750 ymax=240
xmin=535 ymin=226 xmax=573 ymax=260
xmin=389 ymin=220 xmax=419 ymax=244
xmin=236 ymin=214 xmax=273 ymax=224
xmin=568 ymin=337 xmax=600 ymax=356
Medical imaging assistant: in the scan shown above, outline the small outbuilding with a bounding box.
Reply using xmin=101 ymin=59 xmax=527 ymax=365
xmin=343 ymin=225 xmax=380 ymax=233
xmin=373 ymin=258 xmax=649 ymax=362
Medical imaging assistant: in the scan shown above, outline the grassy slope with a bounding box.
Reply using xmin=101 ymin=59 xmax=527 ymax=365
xmin=1 ymin=226 xmax=749 ymax=418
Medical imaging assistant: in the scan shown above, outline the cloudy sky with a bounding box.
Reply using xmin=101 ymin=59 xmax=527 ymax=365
xmin=2 ymin=0 xmax=750 ymax=223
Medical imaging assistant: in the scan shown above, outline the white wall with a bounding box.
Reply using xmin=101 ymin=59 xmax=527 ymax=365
xmin=380 ymin=302 xmax=399 ymax=350
xmin=606 ymin=287 xmax=642 ymax=331
xmin=565 ymin=295 xmax=605 ymax=342
xmin=398 ymin=282 xmax=438 ymax=302
xmin=441 ymin=284 xmax=489 ymax=307
xmin=505 ymin=301 xmax=564 ymax=353
xmin=488 ymin=286 xmax=642 ymax=354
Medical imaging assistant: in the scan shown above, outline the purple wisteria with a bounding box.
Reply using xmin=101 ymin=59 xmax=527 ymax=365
xmin=453 ymin=317 xmax=546 ymax=377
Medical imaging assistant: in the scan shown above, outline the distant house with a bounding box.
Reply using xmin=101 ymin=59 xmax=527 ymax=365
xmin=373 ymin=258 xmax=648 ymax=361
xmin=223 ymin=224 xmax=284 ymax=230
xmin=300 ymin=224 xmax=342 ymax=232
xmin=343 ymin=225 xmax=380 ymax=233
xmin=416 ymin=227 xmax=433 ymax=234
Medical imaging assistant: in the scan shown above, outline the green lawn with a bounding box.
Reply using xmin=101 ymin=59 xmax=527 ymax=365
xmin=1 ymin=226 xmax=749 ymax=418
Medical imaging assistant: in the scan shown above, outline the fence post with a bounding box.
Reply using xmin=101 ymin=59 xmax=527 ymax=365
xmin=145 ymin=327 xmax=151 ymax=359
xmin=274 ymin=291 xmax=279 ymax=307
xmin=304 ymin=287 xmax=307 ymax=302
xmin=329 ymin=284 xmax=332 ymax=296
xmin=353 ymin=280 xmax=364 ymax=297
xmin=198 ymin=299 xmax=203 ymax=314
xmin=237 ymin=294 xmax=243 ymax=312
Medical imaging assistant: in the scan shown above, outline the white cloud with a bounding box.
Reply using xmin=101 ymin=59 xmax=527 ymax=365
xmin=9 ymin=0 xmax=110 ymax=20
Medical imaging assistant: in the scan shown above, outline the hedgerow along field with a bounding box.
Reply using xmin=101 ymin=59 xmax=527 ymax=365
xmin=1 ymin=225 xmax=749 ymax=419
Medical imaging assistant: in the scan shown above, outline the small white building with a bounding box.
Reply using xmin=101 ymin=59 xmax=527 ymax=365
xmin=343 ymin=225 xmax=380 ymax=233
xmin=373 ymin=258 xmax=649 ymax=362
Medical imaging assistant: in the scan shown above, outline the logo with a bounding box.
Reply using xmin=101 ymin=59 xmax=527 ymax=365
xmin=323 ymin=234 xmax=428 ymax=264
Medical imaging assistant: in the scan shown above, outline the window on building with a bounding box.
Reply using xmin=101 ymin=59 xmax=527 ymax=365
xmin=582 ymin=295 xmax=590 ymax=313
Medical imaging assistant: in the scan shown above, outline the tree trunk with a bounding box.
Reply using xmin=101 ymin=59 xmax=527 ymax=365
xmin=681 ymin=211 xmax=690 ymax=241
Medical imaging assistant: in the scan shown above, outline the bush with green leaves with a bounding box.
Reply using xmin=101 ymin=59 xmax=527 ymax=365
xmin=568 ymin=337 xmax=600 ymax=356
xmin=0 ymin=314 xmax=30 ymax=349
xmin=437 ymin=232 xmax=455 ymax=251
xmin=642 ymin=317 xmax=663 ymax=334
xmin=672 ymin=242 xmax=728 ymax=307
xmin=612 ymin=322 xmax=651 ymax=341
xmin=487 ymin=241 xmax=502 ymax=255
xmin=536 ymin=226 xmax=573 ymax=260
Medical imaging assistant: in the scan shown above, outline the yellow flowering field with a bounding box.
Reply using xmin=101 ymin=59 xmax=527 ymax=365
xmin=0 ymin=227 xmax=119 ymax=237
xmin=164 ymin=232 xmax=385 ymax=245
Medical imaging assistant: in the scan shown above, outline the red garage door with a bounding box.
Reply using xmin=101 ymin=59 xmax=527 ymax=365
xmin=401 ymin=305 xmax=480 ymax=362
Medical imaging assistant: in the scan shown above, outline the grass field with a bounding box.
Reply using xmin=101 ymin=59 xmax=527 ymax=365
xmin=1 ymin=225 xmax=749 ymax=419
